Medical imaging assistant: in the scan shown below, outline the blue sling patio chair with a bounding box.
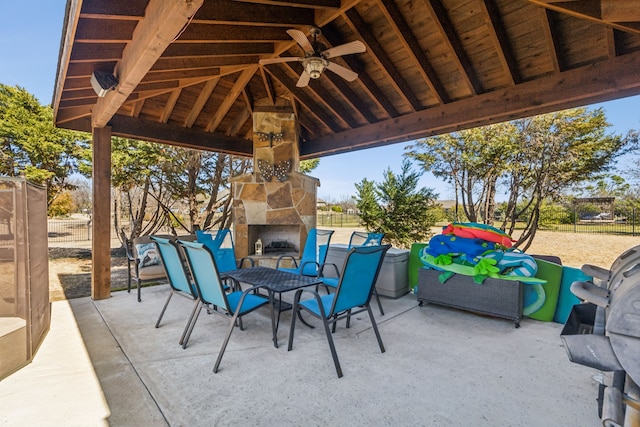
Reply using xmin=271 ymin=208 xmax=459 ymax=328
xmin=195 ymin=229 xmax=254 ymax=274
xmin=276 ymin=228 xmax=334 ymax=277
xmin=150 ymin=236 xmax=200 ymax=347
xmin=288 ymin=244 xmax=391 ymax=378
xmin=178 ymin=240 xmax=269 ymax=373
xmin=320 ymin=231 xmax=386 ymax=316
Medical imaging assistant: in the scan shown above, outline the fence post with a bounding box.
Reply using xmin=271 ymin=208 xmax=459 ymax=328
xmin=87 ymin=220 xmax=91 ymax=240
xmin=634 ymin=207 xmax=636 ymax=237
xmin=573 ymin=205 xmax=577 ymax=233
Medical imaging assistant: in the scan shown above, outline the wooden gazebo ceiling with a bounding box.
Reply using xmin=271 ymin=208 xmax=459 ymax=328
xmin=53 ymin=0 xmax=640 ymax=159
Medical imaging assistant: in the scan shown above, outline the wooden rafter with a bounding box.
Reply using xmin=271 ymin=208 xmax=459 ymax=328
xmin=345 ymin=8 xmax=422 ymax=112
xmin=481 ymin=0 xmax=522 ymax=85
xmin=377 ymin=0 xmax=449 ymax=104
xmin=92 ymin=0 xmax=205 ymax=128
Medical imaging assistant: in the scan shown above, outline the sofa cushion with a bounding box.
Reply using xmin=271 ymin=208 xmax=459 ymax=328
xmin=137 ymin=263 xmax=166 ymax=280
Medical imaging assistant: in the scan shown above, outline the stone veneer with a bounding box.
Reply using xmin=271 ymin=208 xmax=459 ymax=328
xmin=231 ymin=106 xmax=319 ymax=260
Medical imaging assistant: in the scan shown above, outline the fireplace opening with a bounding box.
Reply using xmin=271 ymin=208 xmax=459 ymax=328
xmin=248 ymin=225 xmax=300 ymax=257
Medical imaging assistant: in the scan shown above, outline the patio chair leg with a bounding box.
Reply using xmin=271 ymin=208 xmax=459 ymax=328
xmin=137 ymin=281 xmax=142 ymax=302
xmin=373 ymin=288 xmax=384 ymax=315
xmin=182 ymin=301 xmax=203 ymax=349
xmin=213 ymin=313 xmax=240 ymax=373
xmin=287 ymin=292 xmax=302 ymax=351
xmin=321 ymin=315 xmax=343 ymax=378
xmin=366 ymin=304 xmax=385 ymax=353
xmin=180 ymin=299 xmax=202 ymax=346
xmin=155 ymin=291 xmax=174 ymax=328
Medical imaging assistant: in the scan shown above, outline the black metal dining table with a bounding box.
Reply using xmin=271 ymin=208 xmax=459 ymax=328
xmin=222 ymin=266 xmax=322 ymax=348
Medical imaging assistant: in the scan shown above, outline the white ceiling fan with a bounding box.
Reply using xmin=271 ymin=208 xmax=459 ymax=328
xmin=259 ymin=27 xmax=366 ymax=88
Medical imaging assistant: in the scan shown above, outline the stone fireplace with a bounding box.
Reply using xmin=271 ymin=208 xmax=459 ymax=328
xmin=232 ymin=105 xmax=319 ymax=266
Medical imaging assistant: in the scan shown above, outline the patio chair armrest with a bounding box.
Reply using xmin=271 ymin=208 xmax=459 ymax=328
xmin=237 ymin=257 xmax=255 ymax=268
xmin=276 ymin=255 xmax=298 ymax=269
xmin=300 ymin=260 xmax=321 ymax=277
xmin=319 ymin=262 xmax=340 ymax=278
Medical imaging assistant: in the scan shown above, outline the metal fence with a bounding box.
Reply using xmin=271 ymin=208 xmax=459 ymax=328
xmin=537 ymin=206 xmax=639 ymax=236
xmin=47 ymin=219 xmax=92 ymax=242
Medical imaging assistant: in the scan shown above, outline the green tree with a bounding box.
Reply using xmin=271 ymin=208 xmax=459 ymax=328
xmin=406 ymin=108 xmax=636 ymax=250
xmin=355 ymin=160 xmax=438 ymax=248
xmin=300 ymin=158 xmax=319 ymax=174
xmin=0 ymin=84 xmax=88 ymax=209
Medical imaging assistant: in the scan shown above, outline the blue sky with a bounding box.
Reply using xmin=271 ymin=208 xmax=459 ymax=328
xmin=2 ymin=0 xmax=639 ymax=202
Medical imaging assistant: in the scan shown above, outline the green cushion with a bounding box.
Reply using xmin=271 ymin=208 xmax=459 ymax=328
xmin=409 ymin=243 xmax=428 ymax=290
xmin=527 ymin=259 xmax=563 ymax=321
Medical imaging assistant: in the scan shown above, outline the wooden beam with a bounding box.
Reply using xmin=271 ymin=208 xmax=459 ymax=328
xmin=259 ymin=67 xmax=276 ymax=105
xmin=426 ymin=0 xmax=484 ymax=95
xmin=481 ymin=0 xmax=522 ymax=85
xmin=205 ymin=68 xmax=256 ymax=132
xmin=184 ymin=78 xmax=219 ymax=127
xmin=92 ymin=0 xmax=205 ymax=128
xmin=377 ymin=0 xmax=450 ymax=104
xmin=322 ymin=24 xmax=399 ymax=118
xmin=345 ymin=8 xmax=422 ymax=112
xmin=160 ymin=89 xmax=182 ymax=123
xmin=91 ymin=125 xmax=112 ymax=300
xmin=263 ymin=65 xmax=341 ymax=133
xmin=162 ymin=42 xmax=273 ymax=58
xmin=539 ymin=7 xmax=562 ymax=73
xmin=109 ymin=115 xmax=253 ymax=156
xmin=301 ymin=49 xmax=640 ymax=158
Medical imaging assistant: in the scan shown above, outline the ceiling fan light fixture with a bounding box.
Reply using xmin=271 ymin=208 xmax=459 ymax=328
xmin=305 ymin=57 xmax=326 ymax=79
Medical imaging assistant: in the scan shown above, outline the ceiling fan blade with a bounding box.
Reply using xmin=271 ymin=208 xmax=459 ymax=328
xmin=287 ymin=29 xmax=314 ymax=53
xmin=296 ymin=72 xmax=311 ymax=88
xmin=323 ymin=40 xmax=366 ymax=59
xmin=259 ymin=57 xmax=301 ymax=65
xmin=326 ymin=62 xmax=358 ymax=82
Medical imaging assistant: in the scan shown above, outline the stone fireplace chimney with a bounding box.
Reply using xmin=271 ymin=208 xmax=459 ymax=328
xmin=232 ymin=104 xmax=319 ymax=266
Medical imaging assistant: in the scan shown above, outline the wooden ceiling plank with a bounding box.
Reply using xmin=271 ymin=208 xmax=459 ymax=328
xmin=324 ymin=71 xmax=376 ymax=124
xmin=315 ymin=0 xmax=362 ymax=27
xmin=259 ymin=67 xmax=276 ymax=105
xmin=233 ymin=0 xmax=340 ymax=9
xmin=194 ymin=0 xmax=315 ymax=26
xmin=79 ymin=0 xmax=147 ymax=18
xmin=92 ymin=0 xmax=205 ymax=128
xmin=75 ymin=18 xmax=137 ymax=42
xmin=226 ymin=107 xmax=251 ymax=137
xmin=69 ymin=43 xmax=127 ymax=62
xmin=110 ymin=114 xmax=254 ymax=157
xmin=302 ymin=49 xmax=640 ymax=158
xmin=162 ymin=42 xmax=274 ymax=58
xmin=54 ymin=0 xmax=83 ymax=118
xmin=425 ymin=0 xmax=483 ymax=95
xmin=185 ymin=79 xmax=220 ymax=128
xmin=176 ymin=23 xmax=293 ymax=42
xmin=142 ymin=68 xmax=221 ymax=83
xmin=152 ymin=56 xmax=260 ymax=72
xmin=539 ymin=7 xmax=562 ymax=73
xmin=56 ymin=106 xmax=93 ymax=124
xmin=66 ymin=61 xmax=118 ymax=77
xmin=264 ymin=65 xmax=341 ymax=133
xmin=480 ymin=0 xmax=521 ymax=85
xmin=377 ymin=0 xmax=449 ymax=104
xmin=205 ymin=68 xmax=257 ymax=132
xmin=322 ymin=26 xmax=399 ymax=118
xmin=160 ymin=89 xmax=182 ymax=123
xmin=600 ymin=0 xmax=640 ymax=22
xmin=527 ymin=0 xmax=640 ymax=34
xmin=345 ymin=8 xmax=422 ymax=112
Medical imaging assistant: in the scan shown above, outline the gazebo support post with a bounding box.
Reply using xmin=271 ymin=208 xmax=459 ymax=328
xmin=91 ymin=125 xmax=112 ymax=300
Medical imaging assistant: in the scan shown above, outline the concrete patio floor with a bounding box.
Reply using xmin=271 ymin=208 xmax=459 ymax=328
xmin=0 ymin=284 xmax=601 ymax=426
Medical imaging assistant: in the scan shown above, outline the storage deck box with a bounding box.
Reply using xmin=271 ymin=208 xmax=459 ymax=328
xmin=325 ymin=244 xmax=410 ymax=298
xmin=417 ymin=268 xmax=523 ymax=327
